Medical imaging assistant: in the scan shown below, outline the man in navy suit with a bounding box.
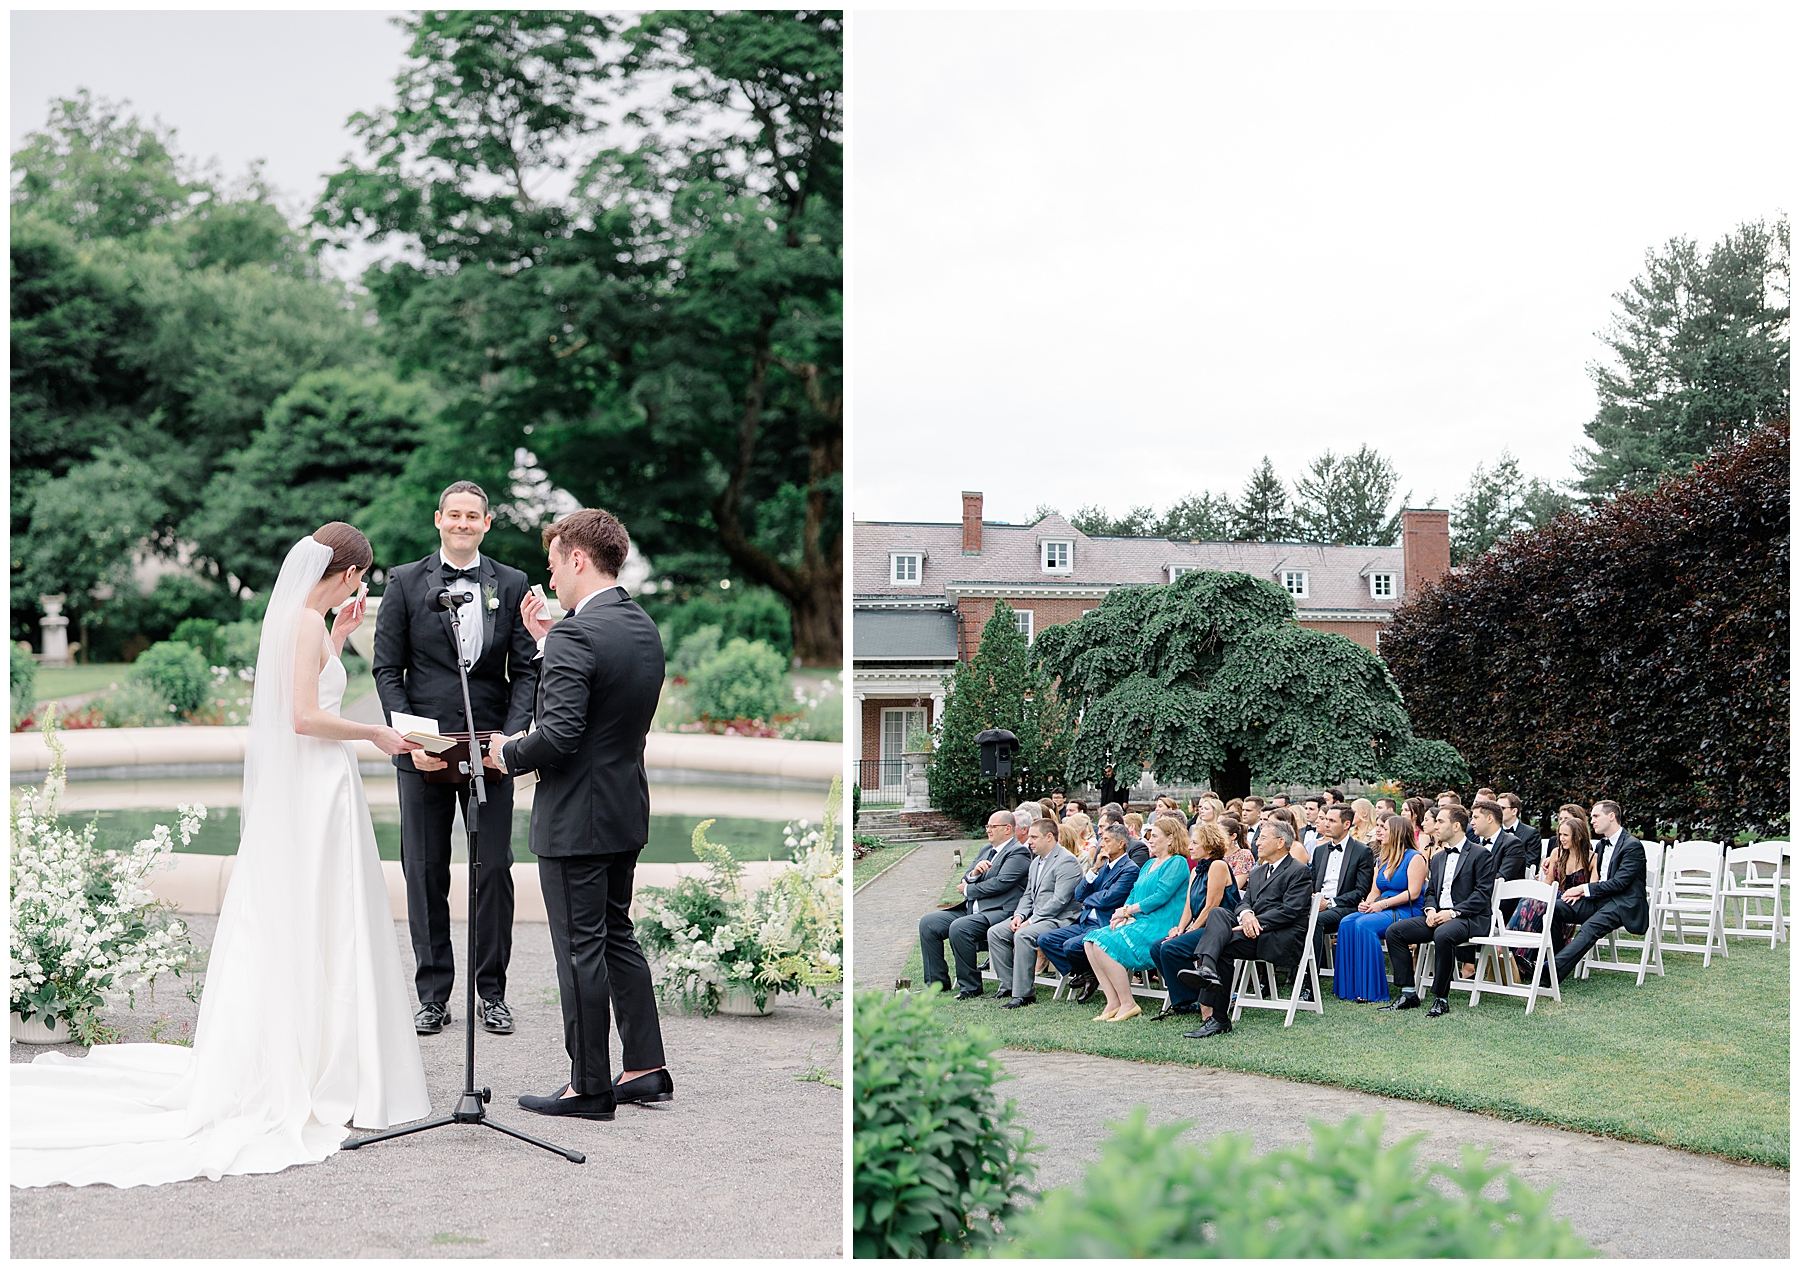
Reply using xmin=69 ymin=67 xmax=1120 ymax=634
xmin=1039 ymin=823 xmax=1140 ymax=1003
xmin=1552 ymin=800 xmax=1650 ymax=984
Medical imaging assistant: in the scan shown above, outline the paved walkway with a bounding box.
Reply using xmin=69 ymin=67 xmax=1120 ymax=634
xmin=13 ymin=916 xmax=842 ymax=1258
xmin=854 ymin=842 xmax=1789 ymax=1260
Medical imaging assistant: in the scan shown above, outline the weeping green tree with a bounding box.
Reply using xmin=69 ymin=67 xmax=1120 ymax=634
xmin=1031 ymin=570 xmax=1457 ymax=801
xmin=927 ymin=603 xmax=1076 ymax=828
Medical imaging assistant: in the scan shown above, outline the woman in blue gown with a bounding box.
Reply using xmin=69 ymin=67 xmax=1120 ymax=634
xmin=1334 ymin=813 xmax=1427 ymax=1003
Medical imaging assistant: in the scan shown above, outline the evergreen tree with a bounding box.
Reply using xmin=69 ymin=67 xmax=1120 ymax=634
xmin=1291 ymin=444 xmax=1406 ymax=545
xmin=928 ymin=602 xmax=1074 ymax=826
xmin=1233 ymin=456 xmax=1292 ymax=541
xmin=1156 ymin=491 xmax=1236 ymax=540
xmin=1071 ymin=504 xmax=1155 ymax=536
xmin=1578 ymin=216 xmax=1789 ymax=499
xmin=1449 ymin=450 xmax=1574 ymax=564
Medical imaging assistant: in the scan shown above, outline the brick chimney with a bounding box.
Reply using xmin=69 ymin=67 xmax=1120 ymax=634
xmin=961 ymin=491 xmax=983 ymax=555
xmin=1401 ymin=508 xmax=1450 ymax=598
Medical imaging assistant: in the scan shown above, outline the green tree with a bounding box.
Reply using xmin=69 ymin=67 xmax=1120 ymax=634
xmin=315 ymin=10 xmax=844 ymax=662
xmin=1232 ymin=456 xmax=1292 ymax=541
xmin=1032 ymin=570 xmax=1434 ymax=800
xmin=928 ymin=602 xmax=1073 ymax=826
xmin=1157 ymin=490 xmax=1236 ymax=540
xmin=11 ymin=91 xmax=199 ymax=241
xmin=1578 ymin=216 xmax=1789 ymax=499
xmin=1070 ymin=503 xmax=1156 ymax=536
xmin=1291 ymin=444 xmax=1406 ymax=546
xmin=1449 ymin=450 xmax=1575 ymax=564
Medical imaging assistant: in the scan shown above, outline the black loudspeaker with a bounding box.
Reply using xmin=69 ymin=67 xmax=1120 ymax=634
xmin=975 ymin=728 xmax=1018 ymax=780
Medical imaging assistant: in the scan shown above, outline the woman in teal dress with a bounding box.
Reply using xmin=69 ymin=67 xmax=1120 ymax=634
xmin=1334 ymin=813 xmax=1427 ymax=1003
xmin=1084 ymin=814 xmax=1193 ymax=1022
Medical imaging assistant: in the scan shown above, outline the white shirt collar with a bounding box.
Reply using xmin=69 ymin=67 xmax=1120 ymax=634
xmin=572 ymin=584 xmax=625 ymax=616
xmin=440 ymin=550 xmax=482 ymax=574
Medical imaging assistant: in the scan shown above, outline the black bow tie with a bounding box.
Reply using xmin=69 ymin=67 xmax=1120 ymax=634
xmin=441 ymin=565 xmax=479 ymax=583
xmin=1444 ymin=846 xmax=1461 ymax=856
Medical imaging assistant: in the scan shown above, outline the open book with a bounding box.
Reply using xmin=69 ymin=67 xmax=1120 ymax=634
xmin=390 ymin=711 xmax=536 ymax=790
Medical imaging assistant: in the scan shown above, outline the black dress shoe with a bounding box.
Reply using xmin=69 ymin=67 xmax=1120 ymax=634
xmin=954 ymin=988 xmax=984 ymax=1000
xmin=991 ymin=988 xmax=1012 ymax=1000
xmin=614 ymin=1068 xmax=675 ymax=1105
xmin=1178 ymin=959 xmax=1222 ymax=990
xmin=519 ymin=1084 xmax=615 ymax=1120
xmin=481 ymin=999 xmax=514 ymax=1034
xmin=1152 ymin=1002 xmax=1199 ymax=1021
xmin=414 ymin=1002 xmax=450 ymax=1034
xmin=1379 ymin=993 xmax=1422 ymax=1011
xmin=1182 ymin=1016 xmax=1232 ymax=1039
xmin=1000 ymin=995 xmax=1036 ymax=1009
xmin=1299 ymin=984 xmax=1314 ymax=1003
xmin=1073 ymin=977 xmax=1099 ymax=1005
xmin=1426 ymin=997 xmax=1451 ymax=1017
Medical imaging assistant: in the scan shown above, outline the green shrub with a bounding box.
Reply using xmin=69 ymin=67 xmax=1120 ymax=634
xmin=212 ymin=620 xmax=262 ymax=670
xmin=1384 ymin=736 xmax=1471 ymax=794
xmin=128 ymin=641 xmax=210 ymax=717
xmin=655 ymin=585 xmax=794 ymax=660
xmin=97 ymin=679 xmax=177 ymax=727
xmin=853 ymin=989 xmax=1036 ymax=1259
xmin=990 ymin=1110 xmax=1592 ymax=1259
xmin=686 ymin=637 xmax=789 ymax=722
xmin=670 ymin=625 xmax=723 ymax=679
xmin=170 ymin=618 xmax=221 ymax=663
xmin=11 ymin=644 xmax=38 ymax=728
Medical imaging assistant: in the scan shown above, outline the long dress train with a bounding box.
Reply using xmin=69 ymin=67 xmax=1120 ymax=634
xmin=12 ymin=655 xmax=430 ymax=1188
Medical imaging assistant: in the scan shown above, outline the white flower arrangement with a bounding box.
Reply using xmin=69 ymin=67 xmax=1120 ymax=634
xmin=635 ymin=779 xmax=844 ymax=1016
xmin=10 ymin=706 xmax=203 ymax=1042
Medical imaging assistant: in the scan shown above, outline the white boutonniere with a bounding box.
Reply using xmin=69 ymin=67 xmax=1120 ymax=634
xmin=483 ymin=583 xmax=499 ymax=611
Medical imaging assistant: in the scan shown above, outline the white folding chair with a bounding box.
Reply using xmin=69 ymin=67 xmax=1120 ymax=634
xmin=1723 ymin=843 xmax=1786 ymax=947
xmin=1657 ymin=841 xmax=1729 ymax=966
xmin=1583 ymin=840 xmax=1665 ymax=985
xmin=1229 ymin=901 xmax=1323 ymax=1027
xmin=1466 ymin=880 xmax=1562 ymax=1013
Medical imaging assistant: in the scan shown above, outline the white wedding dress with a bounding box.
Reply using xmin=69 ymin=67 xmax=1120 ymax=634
xmin=12 ymin=639 xmax=432 ymax=1189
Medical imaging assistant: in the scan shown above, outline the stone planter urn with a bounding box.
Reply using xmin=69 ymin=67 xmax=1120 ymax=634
xmin=11 ymin=1011 xmax=73 ymax=1045
xmin=901 ymin=749 xmax=932 ymax=810
xmin=717 ymin=985 xmax=772 ymax=1017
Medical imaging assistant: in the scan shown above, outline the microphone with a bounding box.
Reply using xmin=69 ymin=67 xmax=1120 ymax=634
xmin=431 ymin=587 xmax=475 ymax=611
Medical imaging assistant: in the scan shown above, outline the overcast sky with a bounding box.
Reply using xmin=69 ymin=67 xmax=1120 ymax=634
xmin=849 ymin=9 xmax=1793 ymax=526
xmin=11 ymin=9 xmax=409 ymax=274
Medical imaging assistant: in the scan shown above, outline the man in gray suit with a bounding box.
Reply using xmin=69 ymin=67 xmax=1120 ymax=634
xmin=989 ymin=817 xmax=1082 ymax=1008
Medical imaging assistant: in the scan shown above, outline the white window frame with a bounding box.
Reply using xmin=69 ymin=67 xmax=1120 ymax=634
xmin=889 ymin=552 xmax=921 ymax=586
xmin=1169 ymin=565 xmax=1198 ymax=582
xmin=881 ymin=707 xmax=926 ymax=780
xmin=1282 ymin=569 xmax=1309 ymax=598
xmin=1041 ymin=539 xmax=1073 ymax=573
xmin=1014 ymin=609 xmax=1034 ymax=642
xmin=1369 ymin=571 xmax=1395 ymax=599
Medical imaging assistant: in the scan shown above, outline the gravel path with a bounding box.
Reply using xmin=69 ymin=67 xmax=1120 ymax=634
xmin=854 ymin=842 xmax=1790 ymax=1260
xmin=13 ymin=915 xmax=843 ymax=1258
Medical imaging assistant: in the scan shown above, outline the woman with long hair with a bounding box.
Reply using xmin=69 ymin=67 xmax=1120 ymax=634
xmin=1510 ymin=814 xmax=1596 ymax=976
xmin=1350 ymin=797 xmax=1378 ymax=845
xmin=1081 ymin=815 xmax=1193 ymax=1023
xmin=1218 ymin=815 xmax=1254 ymax=886
xmin=1333 ymin=814 xmax=1427 ymax=1002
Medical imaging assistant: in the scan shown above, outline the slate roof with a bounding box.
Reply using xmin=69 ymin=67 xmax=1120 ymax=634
xmin=853 ymin=608 xmax=960 ymax=660
xmin=854 ymin=515 xmax=1403 ymax=615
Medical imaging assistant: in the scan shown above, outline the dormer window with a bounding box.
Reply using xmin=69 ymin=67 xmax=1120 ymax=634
xmin=1042 ymin=539 xmax=1073 ymax=573
xmin=1369 ymin=571 xmax=1395 ymax=599
xmin=1282 ymin=570 xmax=1309 ymax=598
xmin=890 ymin=553 xmax=921 ymax=585
xmin=1169 ymin=565 xmax=1198 ymax=582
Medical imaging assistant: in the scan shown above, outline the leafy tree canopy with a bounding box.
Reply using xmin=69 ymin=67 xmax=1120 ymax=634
xmin=1449 ymin=449 xmax=1574 ymax=565
xmin=1031 ymin=571 xmax=1440 ymax=800
xmin=1578 ymin=216 xmax=1789 ymax=500
xmin=1291 ymin=444 xmax=1406 ymax=546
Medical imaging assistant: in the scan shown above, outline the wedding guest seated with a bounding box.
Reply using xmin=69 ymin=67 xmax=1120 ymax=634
xmin=1306 ymin=803 xmax=1374 ymax=999
xmin=1194 ymin=795 xmax=1225 ymax=830
xmin=988 ymin=818 xmax=1083 ymax=1007
xmin=1498 ymin=793 xmax=1542 ymax=864
xmin=1047 ymin=789 xmax=1068 ymax=816
xmin=1082 ymin=816 xmax=1193 ymax=1022
xmin=1374 ymin=796 xmax=1398 ymax=816
xmin=1120 ymin=813 xmax=1150 ymax=864
xmin=1551 ymin=800 xmax=1649 ymax=985
xmin=1476 ymin=786 xmax=1496 ymax=803
xmin=1267 ymin=806 xmax=1312 ymax=866
xmin=1379 ymin=805 xmax=1496 ymax=1016
xmin=1064 ymin=811 xmax=1094 ymax=855
xmin=1402 ymin=796 xmax=1431 ymax=838
xmin=1219 ymin=816 xmax=1255 ymax=887
xmin=918 ymin=809 xmax=1032 ymax=999
xmin=1334 ymin=814 xmax=1426 ymax=1002
xmin=1174 ymin=819 xmax=1314 ymax=1038
xmin=1300 ymin=795 xmax=1325 ymax=850
xmin=1350 ymin=797 xmax=1378 ymax=847
xmin=1039 ymin=822 xmax=1140 ymax=1002
xmin=1508 ymin=813 xmax=1593 ymax=977
xmin=1149 ymin=822 xmax=1239 ymax=1020
xmin=1468 ymin=796 xmax=1528 ymax=923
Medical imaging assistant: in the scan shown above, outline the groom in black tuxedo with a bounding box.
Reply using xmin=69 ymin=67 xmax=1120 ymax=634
xmin=373 ymin=481 xmax=539 ymax=1037
xmin=488 ymin=507 xmax=670 ymax=1120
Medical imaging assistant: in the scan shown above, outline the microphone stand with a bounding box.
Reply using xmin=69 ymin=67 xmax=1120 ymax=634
xmin=344 ymin=590 xmax=583 ymax=1164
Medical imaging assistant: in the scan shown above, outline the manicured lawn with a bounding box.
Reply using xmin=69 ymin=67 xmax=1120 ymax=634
xmin=852 ymin=840 xmax=924 ymax=892
xmin=32 ymin=664 xmax=129 ymax=702
xmin=901 ymin=861 xmax=1790 ymax=1167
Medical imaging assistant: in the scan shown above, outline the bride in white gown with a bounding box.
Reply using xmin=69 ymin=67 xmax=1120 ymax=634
xmin=12 ymin=526 xmax=432 ymax=1188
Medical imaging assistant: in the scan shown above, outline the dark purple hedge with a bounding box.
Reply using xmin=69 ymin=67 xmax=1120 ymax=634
xmin=1382 ymin=420 xmax=1789 ymax=840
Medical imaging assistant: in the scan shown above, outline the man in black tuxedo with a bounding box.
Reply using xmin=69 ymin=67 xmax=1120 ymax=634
xmin=373 ymin=481 xmax=538 ymax=1036
xmin=1381 ymin=805 xmax=1497 ymax=1016
xmin=919 ymin=809 xmax=1033 ymax=998
xmin=1175 ymin=819 xmax=1314 ymax=1038
xmin=1499 ymin=793 xmax=1543 ymax=865
xmin=1551 ymin=800 xmax=1650 ymax=985
xmin=1308 ymin=803 xmax=1374 ymax=997
xmin=1468 ymin=798 xmax=1528 ymax=923
xmin=489 ymin=508 xmax=668 ymax=1120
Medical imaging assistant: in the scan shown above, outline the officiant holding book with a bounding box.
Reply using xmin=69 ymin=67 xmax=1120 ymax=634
xmin=373 ymin=481 xmax=539 ymax=1037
